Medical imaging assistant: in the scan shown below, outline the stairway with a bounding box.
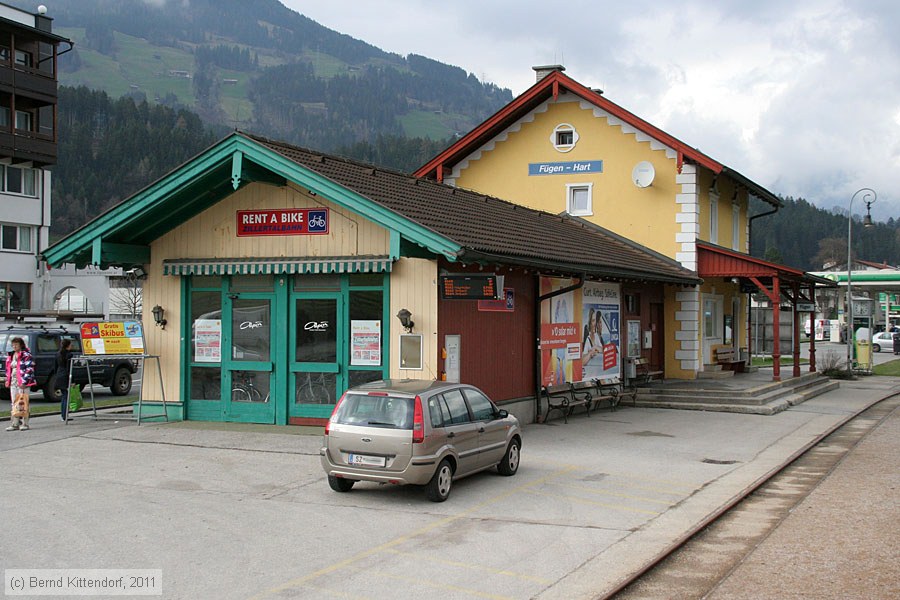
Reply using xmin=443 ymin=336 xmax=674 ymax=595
xmin=631 ymin=372 xmax=840 ymax=415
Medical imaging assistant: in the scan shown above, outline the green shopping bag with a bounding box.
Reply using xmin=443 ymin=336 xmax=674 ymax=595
xmin=68 ymin=385 xmax=83 ymax=411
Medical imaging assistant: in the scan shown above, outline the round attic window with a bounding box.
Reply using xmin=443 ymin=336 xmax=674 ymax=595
xmin=551 ymin=123 xmax=578 ymax=153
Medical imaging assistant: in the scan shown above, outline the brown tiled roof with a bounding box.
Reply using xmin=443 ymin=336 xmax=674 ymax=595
xmin=245 ymin=132 xmax=700 ymax=285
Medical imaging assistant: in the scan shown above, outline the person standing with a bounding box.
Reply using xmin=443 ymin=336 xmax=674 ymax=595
xmin=5 ymin=336 xmax=35 ymax=431
xmin=55 ymin=338 xmax=73 ymax=421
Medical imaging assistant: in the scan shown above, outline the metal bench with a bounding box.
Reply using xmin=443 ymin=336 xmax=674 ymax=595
xmin=593 ymin=376 xmax=637 ymax=409
xmin=541 ymin=383 xmax=592 ymax=423
xmin=634 ymin=358 xmax=663 ymax=384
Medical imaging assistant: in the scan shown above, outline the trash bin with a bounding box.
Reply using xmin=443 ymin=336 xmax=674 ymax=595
xmin=893 ymin=332 xmax=900 ymax=355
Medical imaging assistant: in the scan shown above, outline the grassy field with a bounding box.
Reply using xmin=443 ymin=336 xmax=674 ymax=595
xmin=873 ymin=359 xmax=900 ymax=376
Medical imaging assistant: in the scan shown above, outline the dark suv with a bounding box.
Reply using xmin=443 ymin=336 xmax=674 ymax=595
xmin=0 ymin=325 xmax=136 ymax=401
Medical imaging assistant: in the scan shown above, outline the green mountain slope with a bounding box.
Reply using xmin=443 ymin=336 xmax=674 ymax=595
xmin=11 ymin=0 xmax=511 ymax=147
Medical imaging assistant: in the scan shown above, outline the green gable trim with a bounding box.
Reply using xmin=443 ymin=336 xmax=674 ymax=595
xmin=162 ymin=256 xmax=393 ymax=276
xmin=43 ymin=133 xmax=460 ymax=269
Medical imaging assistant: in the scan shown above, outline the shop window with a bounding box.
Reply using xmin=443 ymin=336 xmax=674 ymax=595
xmin=191 ymin=276 xmax=222 ymax=289
xmin=295 ymin=298 xmax=336 ymax=363
xmin=348 ymin=370 xmax=382 ymax=388
xmin=566 ymin=183 xmax=592 ymax=216
xmin=551 ymin=123 xmax=578 ymax=152
xmin=293 ymin=274 xmax=340 ymax=291
xmin=230 ymin=274 xmax=273 ymax=291
xmin=190 ymin=367 xmax=221 ymax=401
xmin=190 ymin=291 xmax=222 ymax=364
xmin=349 ymin=273 xmax=384 ymax=287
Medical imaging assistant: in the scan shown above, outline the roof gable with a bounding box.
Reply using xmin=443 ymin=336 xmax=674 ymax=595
xmin=415 ymin=70 xmax=780 ymax=207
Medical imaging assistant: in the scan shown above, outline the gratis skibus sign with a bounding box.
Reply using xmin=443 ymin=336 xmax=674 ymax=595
xmin=236 ymin=208 xmax=329 ymax=236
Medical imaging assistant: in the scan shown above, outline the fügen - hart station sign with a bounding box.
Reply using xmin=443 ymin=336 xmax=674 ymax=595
xmin=236 ymin=208 xmax=329 ymax=236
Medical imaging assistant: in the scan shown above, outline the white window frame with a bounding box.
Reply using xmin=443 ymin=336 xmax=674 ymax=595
xmin=709 ymin=191 xmax=719 ymax=244
xmin=2 ymin=166 xmax=38 ymax=197
xmin=566 ymin=183 xmax=593 ymax=216
xmin=550 ymin=123 xmax=579 ymax=153
xmin=732 ymin=202 xmax=740 ymax=251
xmin=1 ymin=224 xmax=33 ymax=253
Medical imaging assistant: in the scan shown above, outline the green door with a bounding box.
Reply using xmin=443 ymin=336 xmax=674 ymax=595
xmin=290 ymin=292 xmax=343 ymax=420
xmin=224 ymin=293 xmax=276 ymax=423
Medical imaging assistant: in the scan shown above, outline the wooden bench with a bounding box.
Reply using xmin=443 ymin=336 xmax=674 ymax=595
xmin=541 ymin=383 xmax=592 ymax=424
xmin=634 ymin=358 xmax=663 ymax=384
xmin=714 ymin=346 xmax=745 ymax=371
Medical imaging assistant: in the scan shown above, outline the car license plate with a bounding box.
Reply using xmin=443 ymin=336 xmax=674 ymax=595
xmin=348 ymin=453 xmax=386 ymax=467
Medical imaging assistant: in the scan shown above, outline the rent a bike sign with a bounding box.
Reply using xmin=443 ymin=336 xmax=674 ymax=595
xmin=236 ymin=208 xmax=329 ymax=236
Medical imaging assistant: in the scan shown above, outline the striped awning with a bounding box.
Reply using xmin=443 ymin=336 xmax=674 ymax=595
xmin=162 ymin=256 xmax=393 ymax=276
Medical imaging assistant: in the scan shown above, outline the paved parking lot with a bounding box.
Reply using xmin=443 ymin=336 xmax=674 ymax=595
xmin=2 ymin=377 xmax=898 ymax=599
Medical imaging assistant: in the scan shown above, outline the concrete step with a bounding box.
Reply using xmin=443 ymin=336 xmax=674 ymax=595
xmin=697 ymin=369 xmax=734 ymax=379
xmin=631 ymin=375 xmax=839 ymax=414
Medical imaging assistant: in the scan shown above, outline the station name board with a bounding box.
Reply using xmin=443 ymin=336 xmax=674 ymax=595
xmin=236 ymin=208 xmax=329 ymax=236
xmin=439 ymin=275 xmax=498 ymax=300
xmin=528 ymin=160 xmax=603 ymax=176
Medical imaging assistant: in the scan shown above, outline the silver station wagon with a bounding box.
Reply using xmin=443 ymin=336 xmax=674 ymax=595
xmin=320 ymin=380 xmax=522 ymax=502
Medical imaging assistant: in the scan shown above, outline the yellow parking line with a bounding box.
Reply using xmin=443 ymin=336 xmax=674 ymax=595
xmin=383 ymin=548 xmax=552 ymax=585
xmin=553 ymin=482 xmax=677 ymax=506
xmin=250 ymin=466 xmax=577 ymax=600
xmin=525 ymin=488 xmax=661 ymax=515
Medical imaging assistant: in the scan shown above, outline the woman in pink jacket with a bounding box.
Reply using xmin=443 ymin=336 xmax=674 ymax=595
xmin=5 ymin=337 xmax=35 ymax=431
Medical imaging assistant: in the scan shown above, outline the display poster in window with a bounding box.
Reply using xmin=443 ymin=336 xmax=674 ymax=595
xmin=538 ymin=279 xmax=621 ymax=385
xmin=194 ymin=319 xmax=222 ymax=363
xmin=351 ymin=320 xmax=381 ymax=366
xmin=80 ymin=321 xmax=145 ymax=355
xmin=626 ymin=320 xmax=641 ymax=358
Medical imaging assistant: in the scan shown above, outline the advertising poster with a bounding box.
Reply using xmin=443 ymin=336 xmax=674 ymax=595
xmin=351 ymin=320 xmax=381 ymax=366
xmin=194 ymin=319 xmax=222 ymax=363
xmin=581 ymin=282 xmax=621 ymax=379
xmin=539 ymin=278 xmax=622 ymax=385
xmin=80 ymin=321 xmax=145 ymax=355
xmin=539 ymin=278 xmax=581 ymax=385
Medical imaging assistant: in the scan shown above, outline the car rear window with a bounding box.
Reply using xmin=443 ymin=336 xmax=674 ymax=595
xmin=335 ymin=394 xmax=414 ymax=429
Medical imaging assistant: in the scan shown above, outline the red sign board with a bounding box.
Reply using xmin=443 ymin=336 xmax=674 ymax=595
xmin=236 ymin=208 xmax=329 ymax=236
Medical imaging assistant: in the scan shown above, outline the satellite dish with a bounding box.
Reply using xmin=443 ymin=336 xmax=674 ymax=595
xmin=632 ymin=161 xmax=655 ymax=188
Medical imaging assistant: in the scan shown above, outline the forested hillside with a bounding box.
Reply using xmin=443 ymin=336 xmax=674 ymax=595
xmin=750 ymin=197 xmax=900 ymax=270
xmin=51 ymin=87 xmax=450 ymax=235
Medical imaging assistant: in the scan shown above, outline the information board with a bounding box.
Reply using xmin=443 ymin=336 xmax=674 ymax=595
xmin=439 ymin=275 xmax=498 ymax=300
xmin=80 ymin=321 xmax=145 ymax=355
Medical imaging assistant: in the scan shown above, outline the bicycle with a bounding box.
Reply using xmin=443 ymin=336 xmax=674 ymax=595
xmin=232 ymin=371 xmax=270 ymax=403
xmin=295 ymin=371 xmax=333 ymax=404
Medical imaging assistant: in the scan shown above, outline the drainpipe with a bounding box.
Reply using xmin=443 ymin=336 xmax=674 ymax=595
xmin=534 ymin=274 xmax=585 ymax=422
xmin=748 ymin=204 xmax=778 ymax=255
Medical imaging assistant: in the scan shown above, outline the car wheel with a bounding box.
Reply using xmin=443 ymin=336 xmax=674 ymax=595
xmin=497 ymin=438 xmax=521 ymax=476
xmin=873 ymin=344 xmax=881 ymax=353
xmin=426 ymin=459 xmax=453 ymax=502
xmin=328 ymin=475 xmax=355 ymax=493
xmin=109 ymin=367 xmax=133 ymax=396
xmin=43 ymin=382 xmax=62 ymax=402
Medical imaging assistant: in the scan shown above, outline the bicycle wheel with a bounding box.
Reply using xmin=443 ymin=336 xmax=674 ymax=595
xmin=232 ymin=384 xmax=252 ymax=403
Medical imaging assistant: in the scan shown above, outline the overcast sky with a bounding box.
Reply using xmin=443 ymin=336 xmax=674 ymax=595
xmin=283 ymin=0 xmax=899 ymax=222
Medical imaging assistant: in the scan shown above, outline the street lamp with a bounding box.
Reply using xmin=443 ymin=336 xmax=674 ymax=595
xmin=846 ymin=188 xmax=877 ymax=377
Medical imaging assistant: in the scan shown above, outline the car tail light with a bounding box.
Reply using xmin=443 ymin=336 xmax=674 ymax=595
xmin=324 ymin=392 xmax=347 ymax=436
xmin=412 ymin=395 xmax=425 ymax=443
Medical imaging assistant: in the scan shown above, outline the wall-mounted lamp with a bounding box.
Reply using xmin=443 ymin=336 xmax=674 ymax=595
xmin=730 ymin=277 xmax=741 ymax=284
xmin=152 ymin=305 xmax=167 ymax=330
xmin=396 ymin=308 xmax=414 ymax=333
xmin=126 ymin=266 xmax=147 ymax=279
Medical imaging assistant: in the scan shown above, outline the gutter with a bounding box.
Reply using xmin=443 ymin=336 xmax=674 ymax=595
xmin=748 ymin=205 xmax=779 ymax=255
